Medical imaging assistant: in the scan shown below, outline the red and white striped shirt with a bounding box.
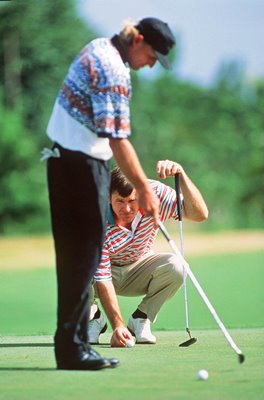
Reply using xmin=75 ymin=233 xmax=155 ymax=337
xmin=94 ymin=179 xmax=179 ymax=281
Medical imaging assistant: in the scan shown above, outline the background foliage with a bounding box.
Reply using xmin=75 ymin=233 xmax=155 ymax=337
xmin=0 ymin=0 xmax=263 ymax=233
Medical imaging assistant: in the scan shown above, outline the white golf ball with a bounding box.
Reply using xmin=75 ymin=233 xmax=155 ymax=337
xmin=126 ymin=339 xmax=135 ymax=348
xmin=196 ymin=369 xmax=209 ymax=380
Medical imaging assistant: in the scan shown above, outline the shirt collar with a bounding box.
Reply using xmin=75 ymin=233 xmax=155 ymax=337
xmin=107 ymin=204 xmax=143 ymax=232
xmin=107 ymin=204 xmax=116 ymax=225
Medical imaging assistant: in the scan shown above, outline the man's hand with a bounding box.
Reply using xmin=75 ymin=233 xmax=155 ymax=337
xmin=156 ymin=160 xmax=184 ymax=179
xmin=156 ymin=159 xmax=209 ymax=221
xmin=110 ymin=326 xmax=134 ymax=347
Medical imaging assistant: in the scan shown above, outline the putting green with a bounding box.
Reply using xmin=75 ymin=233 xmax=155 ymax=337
xmin=0 ymin=329 xmax=263 ymax=400
xmin=1 ymin=251 xmax=263 ymax=334
xmin=0 ymin=239 xmax=263 ymax=399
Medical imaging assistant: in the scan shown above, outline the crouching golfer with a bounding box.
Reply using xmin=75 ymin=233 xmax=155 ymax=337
xmin=88 ymin=160 xmax=208 ymax=347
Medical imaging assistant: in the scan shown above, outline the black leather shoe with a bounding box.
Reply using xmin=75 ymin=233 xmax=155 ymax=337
xmin=88 ymin=347 xmax=119 ymax=369
xmin=57 ymin=346 xmax=120 ymax=371
xmin=108 ymin=357 xmax=120 ymax=368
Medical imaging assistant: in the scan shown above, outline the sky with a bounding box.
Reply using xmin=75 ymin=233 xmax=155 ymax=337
xmin=77 ymin=0 xmax=264 ymax=86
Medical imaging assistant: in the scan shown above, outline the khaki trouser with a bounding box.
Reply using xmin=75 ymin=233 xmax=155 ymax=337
xmin=91 ymin=252 xmax=184 ymax=322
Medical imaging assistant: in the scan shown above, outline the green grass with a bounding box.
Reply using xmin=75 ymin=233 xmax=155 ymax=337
xmin=121 ymin=251 xmax=264 ymax=331
xmin=0 ymin=329 xmax=263 ymax=400
xmin=0 ymin=250 xmax=263 ymax=399
xmin=0 ymin=251 xmax=263 ymax=335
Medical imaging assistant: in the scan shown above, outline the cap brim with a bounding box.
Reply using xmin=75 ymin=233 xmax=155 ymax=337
xmin=155 ymin=51 xmax=171 ymax=70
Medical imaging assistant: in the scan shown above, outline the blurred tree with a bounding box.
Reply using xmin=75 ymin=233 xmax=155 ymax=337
xmin=0 ymin=2 xmax=263 ymax=232
xmin=236 ymin=80 xmax=264 ymax=227
xmin=0 ymin=0 xmax=96 ymax=233
xmin=0 ymin=0 xmax=95 ymax=143
xmin=0 ymin=98 xmax=49 ymax=233
xmin=131 ymin=64 xmax=264 ymax=229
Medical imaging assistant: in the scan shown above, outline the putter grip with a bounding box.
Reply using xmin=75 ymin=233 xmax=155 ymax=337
xmin=175 ymin=173 xmax=183 ymax=222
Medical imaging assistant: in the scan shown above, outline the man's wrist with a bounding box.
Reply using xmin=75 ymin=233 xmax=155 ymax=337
xmin=112 ymin=320 xmax=126 ymax=330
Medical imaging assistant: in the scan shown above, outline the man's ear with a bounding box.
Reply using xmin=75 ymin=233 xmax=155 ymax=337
xmin=133 ymin=34 xmax=144 ymax=45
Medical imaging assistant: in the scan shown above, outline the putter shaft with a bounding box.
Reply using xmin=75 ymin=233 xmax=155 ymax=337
xmin=159 ymin=221 xmax=245 ymax=363
xmin=175 ymin=173 xmax=195 ymax=345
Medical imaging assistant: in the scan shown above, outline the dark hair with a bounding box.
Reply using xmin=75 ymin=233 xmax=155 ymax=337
xmin=110 ymin=167 xmax=134 ymax=197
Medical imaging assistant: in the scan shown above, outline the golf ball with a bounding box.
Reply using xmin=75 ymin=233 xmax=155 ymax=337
xmin=196 ymin=369 xmax=209 ymax=380
xmin=126 ymin=339 xmax=135 ymax=348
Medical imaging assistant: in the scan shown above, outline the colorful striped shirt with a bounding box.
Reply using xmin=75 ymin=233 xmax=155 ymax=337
xmin=94 ymin=180 xmax=179 ymax=281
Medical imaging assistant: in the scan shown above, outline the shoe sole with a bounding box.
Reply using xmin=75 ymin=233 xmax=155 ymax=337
xmin=57 ymin=363 xmax=113 ymax=371
xmin=57 ymin=354 xmax=119 ymax=370
xmin=57 ymin=363 xmax=111 ymax=371
xmin=134 ymin=341 xmax=156 ymax=344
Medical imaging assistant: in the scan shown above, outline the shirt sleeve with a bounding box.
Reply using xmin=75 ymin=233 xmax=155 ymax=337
xmin=151 ymin=180 xmax=179 ymax=221
xmin=57 ymin=40 xmax=132 ymax=139
xmin=89 ymin=43 xmax=132 ymax=139
xmin=94 ymin=247 xmax=112 ymax=282
xmin=91 ymin=86 xmax=131 ymax=139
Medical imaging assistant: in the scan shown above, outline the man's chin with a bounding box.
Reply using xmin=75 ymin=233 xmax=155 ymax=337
xmin=130 ymin=63 xmax=144 ymax=71
xmin=130 ymin=66 xmax=140 ymax=71
xmin=121 ymin=216 xmax=135 ymax=223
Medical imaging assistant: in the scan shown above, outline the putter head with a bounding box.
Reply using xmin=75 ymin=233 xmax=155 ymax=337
xmin=238 ymin=353 xmax=245 ymax=364
xmin=179 ymin=337 xmax=197 ymax=347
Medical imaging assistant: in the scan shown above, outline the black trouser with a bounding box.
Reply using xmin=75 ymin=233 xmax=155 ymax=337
xmin=47 ymin=144 xmax=110 ymax=362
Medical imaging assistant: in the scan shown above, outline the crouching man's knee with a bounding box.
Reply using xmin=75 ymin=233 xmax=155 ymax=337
xmin=168 ymin=254 xmax=184 ymax=287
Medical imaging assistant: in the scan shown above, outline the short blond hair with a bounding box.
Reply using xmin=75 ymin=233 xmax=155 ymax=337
xmin=119 ymin=19 xmax=139 ymax=45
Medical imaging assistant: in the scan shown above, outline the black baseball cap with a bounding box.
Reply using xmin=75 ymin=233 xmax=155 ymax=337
xmin=135 ymin=17 xmax=175 ymax=69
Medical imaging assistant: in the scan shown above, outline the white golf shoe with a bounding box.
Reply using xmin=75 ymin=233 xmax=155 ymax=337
xmin=127 ymin=316 xmax=156 ymax=344
xmin=88 ymin=313 xmax=107 ymax=344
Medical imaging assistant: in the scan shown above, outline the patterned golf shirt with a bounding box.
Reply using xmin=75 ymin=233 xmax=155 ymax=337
xmin=47 ymin=37 xmax=132 ymax=160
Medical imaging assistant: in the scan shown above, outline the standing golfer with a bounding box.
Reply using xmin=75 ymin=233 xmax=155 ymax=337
xmin=45 ymin=18 xmax=175 ymax=370
xmin=88 ymin=160 xmax=208 ymax=346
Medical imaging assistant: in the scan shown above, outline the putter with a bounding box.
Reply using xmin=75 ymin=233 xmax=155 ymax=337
xmin=175 ymin=173 xmax=197 ymax=347
xmin=158 ymin=221 xmax=245 ymax=363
